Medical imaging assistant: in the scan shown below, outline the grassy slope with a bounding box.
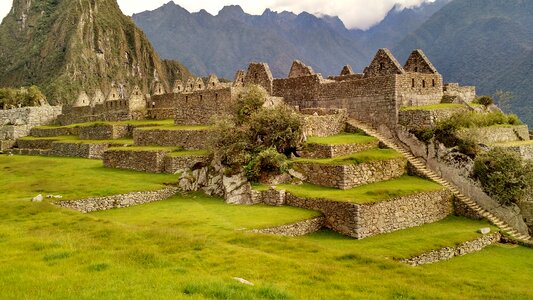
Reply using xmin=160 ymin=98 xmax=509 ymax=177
xmin=35 ymin=119 xmax=175 ymax=129
xmin=293 ymin=148 xmax=402 ymax=165
xmin=277 ymin=176 xmax=443 ymax=204
xmin=306 ymin=133 xmax=377 ymax=145
xmin=0 ymin=155 xmax=532 ymax=299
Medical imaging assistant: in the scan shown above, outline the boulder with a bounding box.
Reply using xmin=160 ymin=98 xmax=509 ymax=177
xmin=478 ymin=228 xmax=491 ymax=235
xmin=32 ymin=194 xmax=43 ymax=202
xmin=223 ymin=173 xmax=255 ymax=205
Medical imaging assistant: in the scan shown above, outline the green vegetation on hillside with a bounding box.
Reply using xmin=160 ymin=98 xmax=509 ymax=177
xmin=0 ymin=0 xmax=190 ymax=104
xmin=400 ymin=103 xmax=464 ymax=111
xmin=276 ymin=176 xmax=443 ymax=204
xmin=0 ymin=86 xmax=47 ymax=108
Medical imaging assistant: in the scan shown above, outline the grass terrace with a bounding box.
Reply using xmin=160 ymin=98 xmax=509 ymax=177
xmin=18 ymin=135 xmax=79 ymax=141
xmin=292 ymin=148 xmax=402 ymax=165
xmin=275 ymin=176 xmax=443 ymax=204
xmin=0 ymin=155 xmax=532 ymax=298
xmin=400 ymin=103 xmax=465 ymax=111
xmin=107 ymin=146 xmax=183 ymax=152
xmin=306 ymin=133 xmax=377 ymax=145
xmin=0 ymin=155 xmax=177 ymax=201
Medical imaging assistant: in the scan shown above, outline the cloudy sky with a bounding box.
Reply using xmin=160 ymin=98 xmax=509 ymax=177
xmin=0 ymin=0 xmax=434 ymax=29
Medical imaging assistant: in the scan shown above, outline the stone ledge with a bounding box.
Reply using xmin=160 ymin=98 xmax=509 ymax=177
xmin=285 ymin=189 xmax=453 ymax=239
xmin=54 ymin=187 xmax=179 ymax=213
xmin=133 ymin=128 xmax=211 ymax=150
xmin=457 ymin=125 xmax=530 ymax=144
xmin=30 ymin=127 xmax=79 ymax=137
xmin=104 ymin=149 xmax=171 ymax=173
xmin=300 ymin=142 xmax=378 ymax=159
xmin=250 ymin=216 xmax=325 ymax=237
xmin=51 ymin=142 xmax=112 ymax=159
xmin=79 ymin=124 xmax=130 ymax=140
xmin=164 ymin=155 xmax=210 ymax=174
xmin=295 ymin=157 xmax=407 ymax=190
xmin=400 ymin=232 xmax=501 ymax=266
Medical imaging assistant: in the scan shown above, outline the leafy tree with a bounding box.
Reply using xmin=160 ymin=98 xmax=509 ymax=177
xmin=473 ymin=148 xmax=533 ymax=206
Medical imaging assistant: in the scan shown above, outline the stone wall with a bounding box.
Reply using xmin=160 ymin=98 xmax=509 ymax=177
xmin=103 ymin=149 xmax=171 ymax=173
xmin=30 ymin=127 xmax=79 ymax=137
xmin=54 ymin=187 xmax=178 ymax=213
xmin=396 ymin=73 xmax=444 ymax=107
xmin=444 ymin=83 xmax=476 ymax=102
xmin=495 ymin=144 xmax=533 ymax=160
xmin=457 ymin=125 xmax=530 ymax=144
xmin=164 ymin=154 xmax=211 ymax=174
xmin=398 ymin=107 xmax=467 ymax=130
xmin=16 ymin=139 xmax=57 ymax=150
xmin=394 ymin=125 xmax=530 ymax=235
xmin=300 ymin=108 xmax=347 ymax=137
xmin=79 ymin=124 xmax=131 ymax=140
xmin=0 ymin=106 xmax=62 ymax=140
xmin=295 ymin=157 xmax=406 ymax=190
xmin=175 ymin=88 xmax=240 ymax=125
xmin=400 ymin=233 xmax=501 ymax=266
xmin=51 ymin=142 xmax=110 ymax=159
xmin=0 ymin=140 xmax=16 ymax=152
xmin=133 ymin=128 xmax=210 ymax=150
xmin=285 ymin=189 xmax=452 ymax=239
xmin=301 ymin=142 xmax=379 ymax=159
xmin=250 ymin=216 xmax=325 ymax=237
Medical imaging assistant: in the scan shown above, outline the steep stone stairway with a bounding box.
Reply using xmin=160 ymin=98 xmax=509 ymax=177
xmin=347 ymin=119 xmax=532 ymax=242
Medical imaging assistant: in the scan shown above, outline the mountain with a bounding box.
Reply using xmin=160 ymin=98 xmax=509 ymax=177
xmin=132 ymin=1 xmax=449 ymax=79
xmin=0 ymin=0 xmax=190 ymax=104
xmin=394 ymin=0 xmax=533 ymax=125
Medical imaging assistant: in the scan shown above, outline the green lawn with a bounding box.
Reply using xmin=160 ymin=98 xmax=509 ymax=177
xmin=306 ymin=133 xmax=377 ymax=145
xmin=292 ymin=148 xmax=402 ymax=165
xmin=276 ymin=176 xmax=443 ymax=204
xmin=400 ymin=103 xmax=465 ymax=111
xmin=18 ymin=135 xmax=79 ymax=141
xmin=0 ymin=155 xmax=177 ymax=201
xmin=1 ymin=155 xmax=533 ymax=299
xmin=55 ymin=138 xmax=134 ymax=145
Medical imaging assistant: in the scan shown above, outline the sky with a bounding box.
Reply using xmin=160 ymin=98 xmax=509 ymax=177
xmin=0 ymin=0 xmax=435 ymax=29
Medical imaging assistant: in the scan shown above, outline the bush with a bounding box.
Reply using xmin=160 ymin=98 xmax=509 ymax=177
xmin=245 ymin=148 xmax=289 ymax=181
xmin=472 ymin=96 xmax=494 ymax=107
xmin=473 ymin=148 xmax=533 ymax=206
xmin=209 ymin=85 xmax=303 ymax=180
xmin=234 ymin=85 xmax=266 ymax=124
xmin=0 ymin=86 xmax=46 ymax=109
xmin=410 ymin=128 xmax=435 ymax=143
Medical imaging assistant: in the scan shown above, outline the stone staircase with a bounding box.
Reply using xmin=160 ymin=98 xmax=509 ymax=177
xmin=347 ymin=119 xmax=532 ymax=242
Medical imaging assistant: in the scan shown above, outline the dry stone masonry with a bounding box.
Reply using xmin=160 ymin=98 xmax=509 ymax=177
xmin=55 ymin=187 xmax=179 ymax=213
xmin=250 ymin=217 xmax=325 ymax=237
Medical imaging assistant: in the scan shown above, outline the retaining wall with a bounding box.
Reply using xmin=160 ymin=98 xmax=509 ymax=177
xmin=164 ymin=155 xmax=211 ymax=174
xmin=285 ymin=189 xmax=453 ymax=239
xmin=54 ymin=187 xmax=179 ymax=213
xmin=457 ymin=125 xmax=530 ymax=144
xmin=51 ymin=142 xmax=110 ymax=159
xmin=295 ymin=157 xmax=406 ymax=189
xmin=301 ymin=142 xmax=379 ymax=159
xmin=400 ymin=233 xmax=501 ymax=266
xmin=103 ymin=149 xmax=171 ymax=173
xmin=79 ymin=124 xmax=130 ymax=140
xmin=133 ymin=128 xmax=210 ymax=150
xmin=250 ymin=217 xmax=325 ymax=237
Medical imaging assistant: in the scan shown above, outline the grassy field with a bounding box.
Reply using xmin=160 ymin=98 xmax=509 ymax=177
xmin=293 ymin=148 xmax=402 ymax=165
xmin=306 ymin=133 xmax=377 ymax=145
xmin=1 ymin=155 xmax=532 ymax=299
xmin=135 ymin=125 xmax=212 ymax=131
xmin=276 ymin=176 xmax=443 ymax=204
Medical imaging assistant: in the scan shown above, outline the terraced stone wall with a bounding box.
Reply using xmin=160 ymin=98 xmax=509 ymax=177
xmin=444 ymin=83 xmax=476 ymax=102
xmin=164 ymin=155 xmax=211 ymax=174
xmin=133 ymin=128 xmax=210 ymax=150
xmin=457 ymin=125 xmax=530 ymax=144
xmin=54 ymin=187 xmax=179 ymax=213
xmin=58 ymin=104 xmax=132 ymax=126
xmin=30 ymin=127 xmax=79 ymax=137
xmin=103 ymin=149 xmax=170 ymax=173
xmin=250 ymin=217 xmax=325 ymax=237
xmin=285 ymin=189 xmax=452 ymax=239
xmin=398 ymin=107 xmax=467 ymax=130
xmin=79 ymin=124 xmax=130 ymax=140
xmin=300 ymin=108 xmax=347 ymax=137
xmin=295 ymin=158 xmax=407 ymax=190
xmin=500 ymin=144 xmax=533 ymax=160
xmin=51 ymin=142 xmax=110 ymax=159
xmin=174 ymin=88 xmax=240 ymax=125
xmin=301 ymin=142 xmax=378 ymax=159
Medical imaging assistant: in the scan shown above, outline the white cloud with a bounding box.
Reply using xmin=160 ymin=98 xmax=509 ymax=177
xmin=1 ymin=0 xmax=434 ymax=29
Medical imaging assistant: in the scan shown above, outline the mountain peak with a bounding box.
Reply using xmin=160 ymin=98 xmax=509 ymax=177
xmin=218 ymin=5 xmax=245 ymax=17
